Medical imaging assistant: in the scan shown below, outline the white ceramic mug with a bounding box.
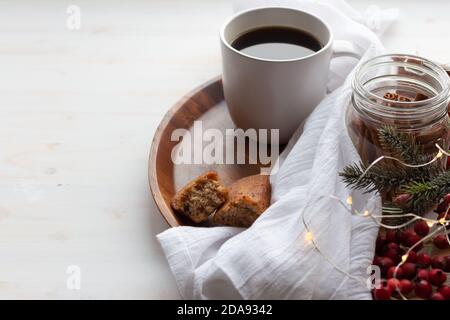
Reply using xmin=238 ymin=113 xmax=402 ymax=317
xmin=220 ymin=7 xmax=361 ymax=144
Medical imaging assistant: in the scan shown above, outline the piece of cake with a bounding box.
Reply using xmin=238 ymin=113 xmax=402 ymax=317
xmin=214 ymin=174 xmax=271 ymax=228
xmin=171 ymin=171 xmax=228 ymax=223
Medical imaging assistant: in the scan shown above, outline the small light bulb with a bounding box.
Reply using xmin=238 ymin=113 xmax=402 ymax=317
xmin=427 ymin=221 xmax=435 ymax=227
xmin=363 ymin=210 xmax=370 ymax=217
xmin=439 ymin=218 xmax=447 ymax=225
xmin=346 ymin=196 xmax=353 ymax=205
xmin=437 ymin=151 xmax=443 ymax=159
xmin=305 ymin=232 xmax=313 ymax=242
xmin=401 ymin=254 xmax=408 ymax=263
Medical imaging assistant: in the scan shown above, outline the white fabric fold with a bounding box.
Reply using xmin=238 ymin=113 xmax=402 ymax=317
xmin=158 ymin=0 xmax=397 ymax=299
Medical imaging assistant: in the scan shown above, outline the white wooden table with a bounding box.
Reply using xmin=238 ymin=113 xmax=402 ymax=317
xmin=0 ymin=0 xmax=448 ymax=299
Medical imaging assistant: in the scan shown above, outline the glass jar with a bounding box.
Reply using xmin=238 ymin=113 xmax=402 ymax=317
xmin=348 ymin=54 xmax=450 ymax=169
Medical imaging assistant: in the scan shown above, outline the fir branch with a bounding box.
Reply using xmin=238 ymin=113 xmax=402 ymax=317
xmin=378 ymin=125 xmax=442 ymax=178
xmin=403 ymin=170 xmax=450 ymax=213
xmin=378 ymin=126 xmax=424 ymax=164
xmin=340 ymin=125 xmax=447 ymax=213
xmin=339 ymin=162 xmax=413 ymax=194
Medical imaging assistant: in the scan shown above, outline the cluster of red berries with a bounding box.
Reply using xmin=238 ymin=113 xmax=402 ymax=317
xmin=372 ymin=214 xmax=450 ymax=300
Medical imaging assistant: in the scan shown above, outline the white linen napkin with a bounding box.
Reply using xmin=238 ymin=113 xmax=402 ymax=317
xmin=157 ymin=0 xmax=398 ymax=299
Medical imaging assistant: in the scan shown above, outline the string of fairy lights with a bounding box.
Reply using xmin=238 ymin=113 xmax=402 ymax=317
xmin=301 ymin=143 xmax=450 ymax=300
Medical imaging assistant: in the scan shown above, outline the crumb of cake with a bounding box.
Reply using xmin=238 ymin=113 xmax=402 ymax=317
xmin=171 ymin=171 xmax=228 ymax=223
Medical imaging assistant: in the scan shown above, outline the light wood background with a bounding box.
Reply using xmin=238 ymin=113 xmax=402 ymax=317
xmin=0 ymin=0 xmax=449 ymax=299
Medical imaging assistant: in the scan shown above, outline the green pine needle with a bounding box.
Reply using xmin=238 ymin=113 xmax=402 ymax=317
xmin=378 ymin=125 xmax=424 ymax=164
xmin=339 ymin=162 xmax=412 ymax=194
xmin=403 ymin=170 xmax=450 ymax=212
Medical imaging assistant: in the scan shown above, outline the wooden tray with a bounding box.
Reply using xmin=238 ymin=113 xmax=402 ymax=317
xmin=149 ymin=77 xmax=267 ymax=227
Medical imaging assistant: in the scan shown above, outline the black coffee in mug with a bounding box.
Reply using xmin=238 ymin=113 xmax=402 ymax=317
xmin=231 ymin=26 xmax=323 ymax=60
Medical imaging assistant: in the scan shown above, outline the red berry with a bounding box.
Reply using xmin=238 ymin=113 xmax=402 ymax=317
xmin=373 ymin=256 xmax=383 ymax=267
xmin=433 ymin=235 xmax=450 ymax=249
xmin=438 ymin=285 xmax=450 ymax=300
xmin=384 ymin=249 xmax=401 ymax=264
xmin=385 ymin=242 xmax=400 ymax=252
xmin=415 ymin=280 xmax=432 ymax=299
xmin=432 ymin=256 xmax=446 ymax=269
xmin=376 ymin=234 xmax=386 ymax=254
xmin=437 ymin=201 xmax=449 ymax=213
xmin=414 ymin=220 xmax=430 ymax=237
xmin=405 ymin=234 xmax=422 ymax=250
xmin=386 ymin=229 xmax=399 ymax=243
xmin=416 ymin=253 xmax=432 ymax=268
xmin=400 ymin=230 xmax=416 ymax=246
xmin=379 ymin=257 xmax=395 ymax=276
xmin=393 ymin=194 xmax=412 ymax=207
xmin=443 ymin=193 xmax=450 ymax=204
xmin=400 ymin=262 xmax=417 ymax=280
xmin=373 ymin=285 xmax=392 ymax=300
xmin=405 ymin=251 xmax=417 ymax=263
xmin=387 ymin=278 xmax=401 ymax=294
xmin=429 ymin=269 xmax=447 ymax=286
xmin=444 ymin=256 xmax=450 ymax=272
xmin=417 ymin=269 xmax=429 ymax=281
xmin=431 ymin=293 xmax=446 ymax=300
xmin=387 ymin=266 xmax=403 ymax=279
xmin=399 ymin=279 xmax=414 ymax=295
xmin=437 ymin=211 xmax=450 ymax=221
